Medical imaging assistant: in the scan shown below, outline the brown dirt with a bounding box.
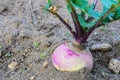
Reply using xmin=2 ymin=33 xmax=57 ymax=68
xmin=0 ymin=0 xmax=120 ymax=80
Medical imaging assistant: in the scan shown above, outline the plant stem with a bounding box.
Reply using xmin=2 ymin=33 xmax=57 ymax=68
xmin=93 ymin=0 xmax=98 ymax=10
xmin=71 ymin=9 xmax=81 ymax=37
xmin=48 ymin=9 xmax=78 ymax=40
xmin=67 ymin=0 xmax=84 ymax=38
xmin=82 ymin=21 xmax=102 ymax=43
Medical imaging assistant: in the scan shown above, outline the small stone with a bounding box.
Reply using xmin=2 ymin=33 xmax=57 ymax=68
xmin=8 ymin=61 xmax=18 ymax=70
xmin=94 ymin=32 xmax=97 ymax=35
xmin=109 ymin=59 xmax=120 ymax=74
xmin=0 ymin=51 xmax=2 ymax=57
xmin=46 ymin=41 xmax=52 ymax=47
xmin=16 ymin=42 xmax=19 ymax=45
xmin=24 ymin=49 xmax=28 ymax=52
xmin=41 ymin=61 xmax=48 ymax=69
xmin=30 ymin=76 xmax=35 ymax=80
xmin=0 ymin=5 xmax=6 ymax=13
xmin=91 ymin=43 xmax=112 ymax=51
xmin=12 ymin=46 xmax=20 ymax=54
xmin=46 ymin=32 xmax=54 ymax=38
xmin=12 ymin=49 xmax=18 ymax=54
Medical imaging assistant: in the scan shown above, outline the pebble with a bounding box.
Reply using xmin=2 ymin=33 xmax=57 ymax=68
xmin=12 ymin=48 xmax=19 ymax=54
xmin=24 ymin=49 xmax=28 ymax=52
xmin=0 ymin=5 xmax=5 ymax=13
xmin=94 ymin=32 xmax=97 ymax=35
xmin=8 ymin=61 xmax=18 ymax=70
xmin=46 ymin=32 xmax=54 ymax=38
xmin=41 ymin=61 xmax=48 ymax=69
xmin=30 ymin=76 xmax=35 ymax=80
xmin=109 ymin=59 xmax=120 ymax=74
xmin=91 ymin=43 xmax=112 ymax=51
xmin=0 ymin=51 xmax=2 ymax=57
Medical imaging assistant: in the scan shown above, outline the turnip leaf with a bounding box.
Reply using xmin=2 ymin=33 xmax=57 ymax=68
xmin=45 ymin=0 xmax=52 ymax=9
xmin=78 ymin=14 xmax=95 ymax=29
xmin=70 ymin=0 xmax=88 ymax=11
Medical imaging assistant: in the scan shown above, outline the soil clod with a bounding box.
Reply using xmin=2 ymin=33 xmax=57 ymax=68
xmin=109 ymin=59 xmax=120 ymax=74
xmin=91 ymin=43 xmax=112 ymax=51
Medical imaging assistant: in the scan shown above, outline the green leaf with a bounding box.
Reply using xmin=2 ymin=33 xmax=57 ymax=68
xmin=113 ymin=7 xmax=120 ymax=19
xmin=0 ymin=44 xmax=2 ymax=49
xmin=70 ymin=0 xmax=88 ymax=11
xmin=67 ymin=3 xmax=72 ymax=13
xmin=78 ymin=14 xmax=95 ymax=30
xmin=44 ymin=0 xmax=52 ymax=16
xmin=33 ymin=42 xmax=39 ymax=48
xmin=5 ymin=52 xmax=11 ymax=58
xmin=86 ymin=5 xmax=101 ymax=20
xmin=102 ymin=13 xmax=114 ymax=23
xmin=45 ymin=0 xmax=52 ymax=9
xmin=101 ymin=0 xmax=118 ymax=9
xmin=100 ymin=26 xmax=107 ymax=31
xmin=102 ymin=1 xmax=120 ymax=23
xmin=101 ymin=0 xmax=119 ymax=13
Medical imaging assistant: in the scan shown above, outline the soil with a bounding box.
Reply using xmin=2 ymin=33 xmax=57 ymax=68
xmin=0 ymin=0 xmax=120 ymax=80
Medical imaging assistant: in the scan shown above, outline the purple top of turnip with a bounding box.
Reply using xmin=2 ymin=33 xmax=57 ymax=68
xmin=52 ymin=43 xmax=93 ymax=71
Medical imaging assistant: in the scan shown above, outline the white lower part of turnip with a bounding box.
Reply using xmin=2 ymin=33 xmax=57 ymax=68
xmin=52 ymin=42 xmax=93 ymax=72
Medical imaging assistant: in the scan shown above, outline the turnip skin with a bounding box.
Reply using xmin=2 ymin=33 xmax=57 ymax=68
xmin=52 ymin=43 xmax=93 ymax=71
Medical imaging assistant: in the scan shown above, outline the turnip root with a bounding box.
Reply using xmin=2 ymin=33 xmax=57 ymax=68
xmin=52 ymin=42 xmax=93 ymax=71
xmin=46 ymin=0 xmax=120 ymax=72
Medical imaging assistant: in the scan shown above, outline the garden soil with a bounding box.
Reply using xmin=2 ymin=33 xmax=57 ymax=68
xmin=0 ymin=0 xmax=120 ymax=80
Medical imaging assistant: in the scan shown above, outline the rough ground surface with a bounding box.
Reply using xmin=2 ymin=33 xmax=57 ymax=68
xmin=0 ymin=0 xmax=120 ymax=80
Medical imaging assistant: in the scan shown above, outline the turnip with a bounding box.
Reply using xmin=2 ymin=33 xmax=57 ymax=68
xmin=45 ymin=0 xmax=120 ymax=71
xmin=52 ymin=43 xmax=93 ymax=71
